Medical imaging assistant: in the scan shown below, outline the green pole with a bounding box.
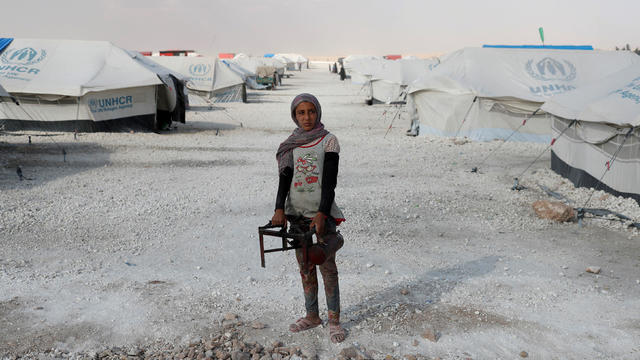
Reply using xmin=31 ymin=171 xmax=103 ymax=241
xmin=538 ymin=27 xmax=545 ymax=46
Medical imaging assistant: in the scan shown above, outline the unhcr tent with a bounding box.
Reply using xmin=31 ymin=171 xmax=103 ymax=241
xmin=0 ymin=81 xmax=14 ymax=101
xmin=233 ymin=54 xmax=286 ymax=76
xmin=541 ymin=63 xmax=640 ymax=202
xmin=0 ymin=38 xmax=182 ymax=132
xmin=342 ymin=55 xmax=384 ymax=85
xmin=220 ymin=59 xmax=268 ymax=91
xmin=125 ymin=50 xmax=188 ymax=125
xmin=407 ymin=47 xmax=640 ymax=142
xmin=369 ymin=58 xmax=439 ymax=104
xmin=231 ymin=54 xmax=285 ymax=88
xmin=150 ymin=56 xmax=246 ymax=104
xmin=273 ymin=54 xmax=296 ymax=71
xmin=274 ymin=53 xmax=308 ymax=71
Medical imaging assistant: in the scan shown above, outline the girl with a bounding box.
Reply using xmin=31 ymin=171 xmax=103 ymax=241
xmin=271 ymin=93 xmax=346 ymax=344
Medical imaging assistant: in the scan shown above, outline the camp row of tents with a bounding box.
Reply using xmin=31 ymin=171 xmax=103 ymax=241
xmin=0 ymin=37 xmax=308 ymax=131
xmin=344 ymin=46 xmax=640 ymax=203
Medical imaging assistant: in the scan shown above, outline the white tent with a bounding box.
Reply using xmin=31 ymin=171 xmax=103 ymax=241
xmin=407 ymin=47 xmax=640 ymax=142
xmin=125 ymin=50 xmax=188 ymax=124
xmin=369 ymin=58 xmax=439 ymax=104
xmin=232 ymin=54 xmax=285 ymax=76
xmin=272 ymin=54 xmax=295 ymax=71
xmin=274 ymin=53 xmax=308 ymax=71
xmin=220 ymin=59 xmax=268 ymax=91
xmin=0 ymin=38 xmax=181 ymax=131
xmin=230 ymin=54 xmax=285 ymax=88
xmin=342 ymin=55 xmax=384 ymax=85
xmin=150 ymin=56 xmax=246 ymax=104
xmin=0 ymin=82 xmax=13 ymax=99
xmin=541 ymin=62 xmax=640 ymax=202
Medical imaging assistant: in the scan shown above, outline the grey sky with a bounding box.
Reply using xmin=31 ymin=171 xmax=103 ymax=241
xmin=4 ymin=0 xmax=639 ymax=56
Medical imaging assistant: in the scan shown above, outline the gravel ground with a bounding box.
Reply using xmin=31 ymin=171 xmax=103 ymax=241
xmin=1 ymin=65 xmax=640 ymax=360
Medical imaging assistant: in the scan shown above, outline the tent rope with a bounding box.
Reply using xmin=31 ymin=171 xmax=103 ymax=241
xmin=472 ymin=108 xmax=540 ymax=173
xmin=580 ymin=126 xmax=636 ymax=209
xmin=511 ymin=119 xmax=576 ymax=190
xmin=4 ymin=95 xmax=68 ymax=162
xmin=453 ymin=96 xmax=477 ymax=138
xmin=538 ymin=184 xmax=640 ymax=229
xmin=383 ymin=104 xmax=404 ymax=139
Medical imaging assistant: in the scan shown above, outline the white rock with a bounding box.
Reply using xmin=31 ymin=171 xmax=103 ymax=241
xmin=586 ymin=266 xmax=601 ymax=274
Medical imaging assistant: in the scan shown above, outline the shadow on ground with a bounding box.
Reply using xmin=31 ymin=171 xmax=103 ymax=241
xmin=0 ymin=139 xmax=112 ymax=191
xmin=245 ymin=91 xmax=288 ymax=104
xmin=342 ymin=256 xmax=514 ymax=336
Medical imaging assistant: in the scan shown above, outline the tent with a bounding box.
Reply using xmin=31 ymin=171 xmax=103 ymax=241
xmin=230 ymin=54 xmax=285 ymax=88
xmin=407 ymin=47 xmax=640 ymax=142
xmin=0 ymin=81 xmax=14 ymax=101
xmin=342 ymin=55 xmax=384 ymax=85
xmin=220 ymin=59 xmax=268 ymax=91
xmin=233 ymin=54 xmax=286 ymax=76
xmin=125 ymin=50 xmax=188 ymax=125
xmin=273 ymin=54 xmax=296 ymax=71
xmin=0 ymin=38 xmax=184 ymax=132
xmin=150 ymin=56 xmax=246 ymax=104
xmin=541 ymin=63 xmax=640 ymax=202
xmin=274 ymin=53 xmax=308 ymax=71
xmin=368 ymin=58 xmax=439 ymax=104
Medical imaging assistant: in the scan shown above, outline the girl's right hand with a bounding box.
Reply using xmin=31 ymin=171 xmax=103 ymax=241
xmin=271 ymin=209 xmax=287 ymax=228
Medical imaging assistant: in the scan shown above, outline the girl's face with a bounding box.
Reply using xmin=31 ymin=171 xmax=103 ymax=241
xmin=295 ymin=102 xmax=317 ymax=131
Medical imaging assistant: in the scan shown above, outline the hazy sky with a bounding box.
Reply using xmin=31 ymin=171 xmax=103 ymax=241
xmin=4 ymin=0 xmax=639 ymax=56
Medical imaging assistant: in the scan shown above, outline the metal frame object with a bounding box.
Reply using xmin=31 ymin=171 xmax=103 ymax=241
xmin=258 ymin=222 xmax=315 ymax=273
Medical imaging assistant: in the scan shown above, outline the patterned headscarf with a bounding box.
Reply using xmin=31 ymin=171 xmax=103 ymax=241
xmin=276 ymin=93 xmax=328 ymax=174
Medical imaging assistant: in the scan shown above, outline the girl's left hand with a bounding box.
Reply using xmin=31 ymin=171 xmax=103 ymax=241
xmin=310 ymin=212 xmax=327 ymax=239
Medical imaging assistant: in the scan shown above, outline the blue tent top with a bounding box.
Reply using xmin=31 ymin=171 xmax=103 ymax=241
xmin=263 ymin=53 xmax=275 ymax=58
xmin=483 ymin=44 xmax=593 ymax=50
xmin=0 ymin=38 xmax=14 ymax=53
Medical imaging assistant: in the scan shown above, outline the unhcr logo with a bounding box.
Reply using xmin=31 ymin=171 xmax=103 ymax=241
xmin=89 ymin=99 xmax=98 ymax=112
xmin=613 ymin=76 xmax=640 ymax=104
xmin=189 ymin=63 xmax=211 ymax=76
xmin=525 ymin=57 xmax=576 ymax=82
xmin=1 ymin=47 xmax=47 ymax=66
xmin=88 ymin=95 xmax=133 ymax=113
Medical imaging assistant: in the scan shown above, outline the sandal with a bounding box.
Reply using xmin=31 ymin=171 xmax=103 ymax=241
xmin=289 ymin=317 xmax=322 ymax=333
xmin=329 ymin=323 xmax=346 ymax=343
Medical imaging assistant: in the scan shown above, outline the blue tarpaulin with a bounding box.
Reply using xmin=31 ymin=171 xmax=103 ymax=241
xmin=0 ymin=38 xmax=13 ymax=53
xmin=263 ymin=53 xmax=274 ymax=58
xmin=483 ymin=44 xmax=593 ymax=50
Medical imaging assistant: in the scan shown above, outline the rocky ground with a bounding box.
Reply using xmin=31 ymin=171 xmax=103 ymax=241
xmin=1 ymin=65 xmax=640 ymax=360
